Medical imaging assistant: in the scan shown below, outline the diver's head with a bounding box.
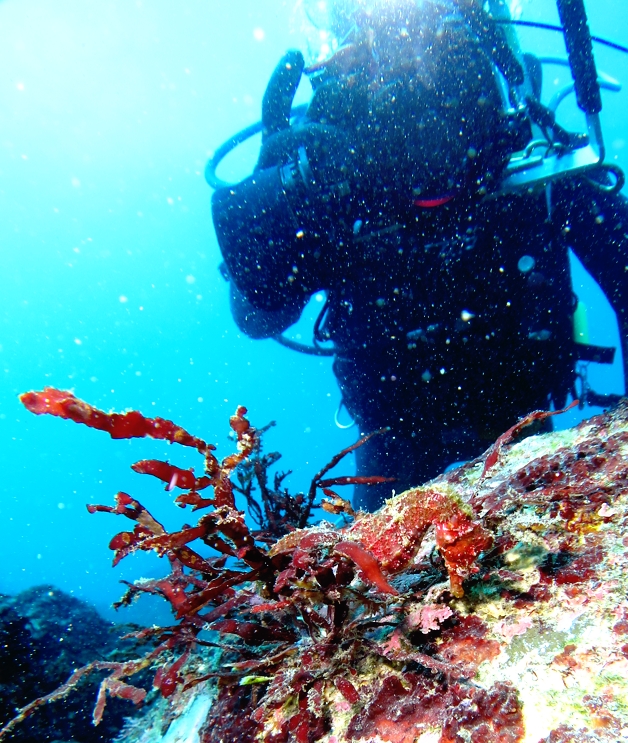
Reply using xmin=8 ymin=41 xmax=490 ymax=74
xmin=303 ymin=0 xmax=513 ymax=202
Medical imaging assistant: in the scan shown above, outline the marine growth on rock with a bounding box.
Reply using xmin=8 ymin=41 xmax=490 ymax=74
xmin=4 ymin=388 xmax=628 ymax=743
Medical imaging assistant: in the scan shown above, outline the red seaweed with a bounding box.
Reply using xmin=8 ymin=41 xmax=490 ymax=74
xmin=334 ymin=541 xmax=399 ymax=596
xmin=21 ymin=387 xmax=211 ymax=451
xmin=4 ymin=388 xmax=404 ymax=739
xmin=131 ymin=459 xmax=212 ymax=492
xmin=481 ymin=399 xmax=578 ymax=478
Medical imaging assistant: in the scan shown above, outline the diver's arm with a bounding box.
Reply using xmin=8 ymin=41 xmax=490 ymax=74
xmin=553 ymin=176 xmax=628 ymax=389
xmin=228 ymin=281 xmax=305 ymax=339
xmin=212 ymin=48 xmax=355 ymax=339
xmin=212 ymin=164 xmax=319 ymax=314
xmin=212 ymin=124 xmax=354 ymax=333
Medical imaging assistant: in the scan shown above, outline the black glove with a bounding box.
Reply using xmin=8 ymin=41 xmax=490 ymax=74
xmin=256 ymin=50 xmax=355 ymax=218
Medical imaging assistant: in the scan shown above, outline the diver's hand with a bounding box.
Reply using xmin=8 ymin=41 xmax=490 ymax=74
xmin=261 ymin=50 xmax=305 ymax=143
xmin=257 ymin=53 xmax=355 ymax=211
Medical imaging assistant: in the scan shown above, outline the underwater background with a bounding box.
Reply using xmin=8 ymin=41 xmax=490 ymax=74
xmin=1 ymin=0 xmax=628 ymax=625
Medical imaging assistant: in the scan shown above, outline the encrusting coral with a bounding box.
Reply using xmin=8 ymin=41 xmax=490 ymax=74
xmin=4 ymin=388 xmax=628 ymax=743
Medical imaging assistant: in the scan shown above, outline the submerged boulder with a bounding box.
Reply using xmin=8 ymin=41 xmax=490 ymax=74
xmin=0 ymin=586 xmax=146 ymax=743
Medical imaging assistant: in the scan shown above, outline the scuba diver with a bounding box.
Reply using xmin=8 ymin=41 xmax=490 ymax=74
xmin=209 ymin=0 xmax=628 ymax=511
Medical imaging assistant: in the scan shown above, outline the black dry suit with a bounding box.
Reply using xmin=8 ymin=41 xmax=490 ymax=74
xmin=212 ymin=2 xmax=628 ymax=510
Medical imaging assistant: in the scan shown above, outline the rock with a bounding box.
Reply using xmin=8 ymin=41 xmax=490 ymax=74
xmin=0 ymin=586 xmax=147 ymax=743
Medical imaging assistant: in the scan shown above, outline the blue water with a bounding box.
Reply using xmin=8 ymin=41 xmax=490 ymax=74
xmin=0 ymin=0 xmax=627 ymax=623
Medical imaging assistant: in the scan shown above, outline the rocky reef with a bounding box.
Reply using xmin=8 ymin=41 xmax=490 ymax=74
xmin=6 ymin=390 xmax=628 ymax=743
xmin=0 ymin=586 xmax=144 ymax=743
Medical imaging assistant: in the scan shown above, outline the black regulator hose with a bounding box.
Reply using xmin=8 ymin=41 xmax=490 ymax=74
xmin=205 ymin=103 xmax=309 ymax=190
xmin=556 ymin=0 xmax=603 ymax=115
xmin=496 ymin=20 xmax=628 ymax=56
xmin=205 ymin=120 xmax=262 ymax=191
xmin=206 ymin=51 xmax=307 ymax=191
